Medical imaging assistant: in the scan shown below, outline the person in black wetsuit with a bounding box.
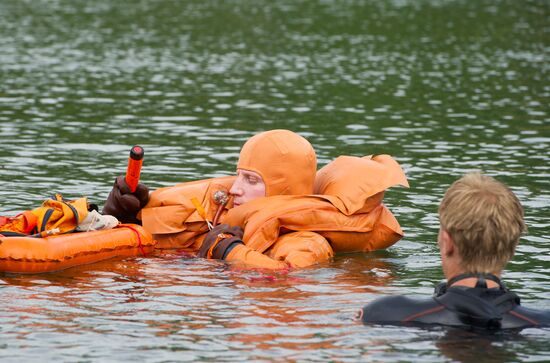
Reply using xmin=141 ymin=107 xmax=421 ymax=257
xmin=360 ymin=172 xmax=550 ymax=330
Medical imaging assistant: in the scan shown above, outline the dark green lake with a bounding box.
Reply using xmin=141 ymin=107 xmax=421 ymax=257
xmin=1 ymin=0 xmax=548 ymax=361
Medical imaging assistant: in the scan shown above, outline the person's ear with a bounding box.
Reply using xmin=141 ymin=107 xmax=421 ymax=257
xmin=440 ymin=229 xmax=455 ymax=257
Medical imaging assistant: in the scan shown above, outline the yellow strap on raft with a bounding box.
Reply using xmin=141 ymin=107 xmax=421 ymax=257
xmin=33 ymin=194 xmax=89 ymax=234
xmin=0 ymin=194 xmax=89 ymax=236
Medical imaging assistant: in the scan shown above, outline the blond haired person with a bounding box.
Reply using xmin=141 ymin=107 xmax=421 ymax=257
xmin=360 ymin=173 xmax=550 ymax=329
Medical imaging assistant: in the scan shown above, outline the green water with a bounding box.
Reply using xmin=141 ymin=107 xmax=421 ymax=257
xmin=1 ymin=0 xmax=549 ymax=361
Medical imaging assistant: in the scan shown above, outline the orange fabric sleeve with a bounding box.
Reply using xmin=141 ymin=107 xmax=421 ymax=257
xmin=225 ymin=244 xmax=289 ymax=269
xmin=225 ymin=231 xmax=334 ymax=269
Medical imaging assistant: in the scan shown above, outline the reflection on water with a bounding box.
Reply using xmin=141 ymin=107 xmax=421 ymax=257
xmin=0 ymin=0 xmax=549 ymax=361
xmin=0 ymin=255 xmax=398 ymax=361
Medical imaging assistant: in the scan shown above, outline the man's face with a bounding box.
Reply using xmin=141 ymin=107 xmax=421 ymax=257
xmin=229 ymin=169 xmax=266 ymax=207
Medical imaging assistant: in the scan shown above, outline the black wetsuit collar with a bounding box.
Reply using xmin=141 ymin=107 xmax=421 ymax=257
xmin=435 ymin=273 xmax=508 ymax=297
xmin=447 ymin=273 xmax=506 ymax=290
xmin=433 ymin=274 xmax=521 ymax=329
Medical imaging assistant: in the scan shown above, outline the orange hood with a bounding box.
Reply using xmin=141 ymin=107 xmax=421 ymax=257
xmin=237 ymin=130 xmax=317 ymax=196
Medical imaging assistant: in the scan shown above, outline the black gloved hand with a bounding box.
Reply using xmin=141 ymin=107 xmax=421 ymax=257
xmin=198 ymin=223 xmax=244 ymax=260
xmin=102 ymin=176 xmax=149 ymax=224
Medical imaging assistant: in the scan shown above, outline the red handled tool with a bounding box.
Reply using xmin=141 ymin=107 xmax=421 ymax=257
xmin=125 ymin=145 xmax=144 ymax=193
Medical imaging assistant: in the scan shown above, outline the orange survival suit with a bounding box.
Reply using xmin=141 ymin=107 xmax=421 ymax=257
xmin=139 ymin=130 xmax=408 ymax=269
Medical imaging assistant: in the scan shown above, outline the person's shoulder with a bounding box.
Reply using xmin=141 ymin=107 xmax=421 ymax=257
xmin=508 ymin=305 xmax=550 ymax=327
xmin=360 ymin=294 xmax=437 ymax=324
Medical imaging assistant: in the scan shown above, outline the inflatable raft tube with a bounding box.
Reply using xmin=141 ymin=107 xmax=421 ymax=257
xmin=0 ymin=224 xmax=155 ymax=274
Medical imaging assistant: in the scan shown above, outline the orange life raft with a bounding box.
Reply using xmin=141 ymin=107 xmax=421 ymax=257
xmin=0 ymin=224 xmax=155 ymax=274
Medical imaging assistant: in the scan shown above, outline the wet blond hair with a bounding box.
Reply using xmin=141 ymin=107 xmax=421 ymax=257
xmin=438 ymin=172 xmax=526 ymax=273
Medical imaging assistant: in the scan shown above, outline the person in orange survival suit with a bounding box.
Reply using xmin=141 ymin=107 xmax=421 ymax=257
xmin=103 ymin=129 xmax=408 ymax=269
xmin=198 ymin=129 xmax=335 ymax=268
xmin=103 ymin=129 xmax=334 ymax=268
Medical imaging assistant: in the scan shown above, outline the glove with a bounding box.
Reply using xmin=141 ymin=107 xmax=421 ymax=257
xmin=198 ymin=223 xmax=244 ymax=260
xmin=102 ymin=176 xmax=149 ymax=224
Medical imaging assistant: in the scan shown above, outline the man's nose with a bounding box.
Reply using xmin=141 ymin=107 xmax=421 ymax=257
xmin=229 ymin=181 xmax=243 ymax=196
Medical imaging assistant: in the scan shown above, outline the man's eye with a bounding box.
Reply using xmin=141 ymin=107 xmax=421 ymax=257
xmin=247 ymin=177 xmax=258 ymax=184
